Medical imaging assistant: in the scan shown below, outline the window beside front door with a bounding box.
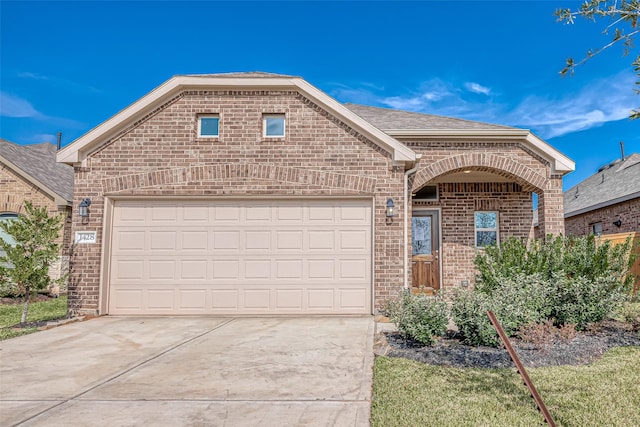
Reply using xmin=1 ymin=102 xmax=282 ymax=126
xmin=475 ymin=211 xmax=499 ymax=248
xmin=591 ymin=222 xmax=603 ymax=236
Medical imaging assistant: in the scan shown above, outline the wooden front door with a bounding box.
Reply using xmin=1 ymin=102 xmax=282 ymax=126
xmin=411 ymin=211 xmax=440 ymax=294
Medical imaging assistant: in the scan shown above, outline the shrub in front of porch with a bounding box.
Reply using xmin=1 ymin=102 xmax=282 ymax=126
xmin=452 ymin=235 xmax=634 ymax=347
xmin=385 ymin=291 xmax=448 ymax=345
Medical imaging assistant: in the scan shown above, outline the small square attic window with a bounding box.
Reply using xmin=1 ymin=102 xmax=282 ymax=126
xmin=264 ymin=114 xmax=285 ymax=137
xmin=198 ymin=115 xmax=219 ymax=137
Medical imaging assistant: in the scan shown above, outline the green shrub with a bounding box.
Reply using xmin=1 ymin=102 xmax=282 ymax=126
xmin=471 ymin=235 xmax=633 ymax=335
xmin=452 ymin=273 xmax=551 ymax=347
xmin=450 ymin=289 xmax=498 ymax=346
xmin=549 ymin=273 xmax=629 ymax=329
xmin=475 ymin=235 xmax=634 ymax=292
xmin=386 ymin=291 xmax=448 ymax=345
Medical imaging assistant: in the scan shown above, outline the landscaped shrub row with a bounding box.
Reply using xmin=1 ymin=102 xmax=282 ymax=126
xmin=387 ymin=235 xmax=636 ymax=347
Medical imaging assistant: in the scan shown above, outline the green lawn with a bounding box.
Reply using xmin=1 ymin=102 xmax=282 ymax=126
xmin=0 ymin=296 xmax=68 ymax=340
xmin=372 ymin=346 xmax=640 ymax=427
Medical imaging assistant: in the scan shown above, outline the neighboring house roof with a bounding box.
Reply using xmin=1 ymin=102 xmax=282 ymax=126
xmin=0 ymin=139 xmax=74 ymax=206
xmin=345 ymin=103 xmax=574 ymax=175
xmin=564 ymin=153 xmax=640 ymax=218
xmin=57 ymin=73 xmax=417 ymax=165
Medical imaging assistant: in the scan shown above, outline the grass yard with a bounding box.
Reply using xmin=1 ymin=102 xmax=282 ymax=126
xmin=0 ymin=296 xmax=68 ymax=340
xmin=372 ymin=346 xmax=640 ymax=427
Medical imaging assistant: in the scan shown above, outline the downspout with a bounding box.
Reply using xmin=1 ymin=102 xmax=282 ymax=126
xmin=404 ymin=154 xmax=422 ymax=289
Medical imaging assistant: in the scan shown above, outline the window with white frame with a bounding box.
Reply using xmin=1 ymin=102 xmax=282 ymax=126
xmin=198 ymin=115 xmax=219 ymax=138
xmin=475 ymin=211 xmax=499 ymax=248
xmin=591 ymin=222 xmax=603 ymax=236
xmin=263 ymin=114 xmax=285 ymax=137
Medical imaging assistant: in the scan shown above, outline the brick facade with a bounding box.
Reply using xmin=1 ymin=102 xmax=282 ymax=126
xmin=68 ymin=90 xmax=405 ymax=315
xmin=63 ymin=78 xmax=570 ymax=315
xmin=411 ymin=182 xmax=534 ymax=291
xmin=565 ymin=198 xmax=640 ymax=236
xmin=0 ymin=164 xmax=72 ymax=288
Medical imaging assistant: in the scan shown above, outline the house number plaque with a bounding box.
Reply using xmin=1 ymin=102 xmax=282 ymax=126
xmin=75 ymin=231 xmax=97 ymax=244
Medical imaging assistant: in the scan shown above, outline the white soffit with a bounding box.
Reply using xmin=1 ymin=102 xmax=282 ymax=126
xmin=57 ymin=75 xmax=416 ymax=165
xmin=387 ymin=129 xmax=575 ymax=175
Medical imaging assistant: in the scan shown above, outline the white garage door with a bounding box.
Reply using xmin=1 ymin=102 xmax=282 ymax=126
xmin=108 ymin=199 xmax=372 ymax=315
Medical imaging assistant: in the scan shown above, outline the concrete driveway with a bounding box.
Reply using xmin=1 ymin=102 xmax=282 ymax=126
xmin=0 ymin=316 xmax=374 ymax=427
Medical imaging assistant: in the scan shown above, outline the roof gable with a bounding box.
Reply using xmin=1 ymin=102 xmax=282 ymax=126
xmin=564 ymin=153 xmax=640 ymax=217
xmin=57 ymin=74 xmax=417 ymax=165
xmin=0 ymin=139 xmax=74 ymax=206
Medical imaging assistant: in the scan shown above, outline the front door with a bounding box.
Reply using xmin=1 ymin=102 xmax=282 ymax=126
xmin=411 ymin=211 xmax=440 ymax=294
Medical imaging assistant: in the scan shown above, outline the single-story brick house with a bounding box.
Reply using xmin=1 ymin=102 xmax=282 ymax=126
xmin=57 ymin=73 xmax=574 ymax=316
xmin=564 ymin=153 xmax=640 ymax=236
xmin=1 ymin=139 xmax=74 ymax=289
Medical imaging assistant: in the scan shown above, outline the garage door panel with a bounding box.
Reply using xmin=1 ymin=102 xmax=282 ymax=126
xmin=276 ymin=205 xmax=303 ymax=221
xmin=275 ymin=289 xmax=303 ymax=309
xmin=275 ymin=260 xmax=303 ymax=279
xmin=147 ymin=289 xmax=174 ymax=309
xmin=276 ymin=231 xmax=303 ymax=250
xmin=181 ymin=231 xmax=209 ymax=250
xmin=213 ymin=231 xmax=240 ymax=250
xmin=243 ymin=289 xmax=270 ymax=309
xmin=180 ymin=260 xmax=208 ymax=280
xmin=148 ymin=260 xmax=176 ymax=280
xmin=150 ymin=231 xmax=177 ymax=250
xmin=178 ymin=290 xmax=207 ymax=309
xmin=109 ymin=200 xmax=372 ymax=315
xmin=245 ymin=230 xmax=271 ymax=250
xmin=339 ymin=230 xmax=368 ymax=250
xmin=114 ymin=231 xmax=146 ymax=251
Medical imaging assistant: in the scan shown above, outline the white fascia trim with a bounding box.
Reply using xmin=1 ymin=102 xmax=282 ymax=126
xmin=0 ymin=156 xmax=71 ymax=206
xmin=57 ymin=75 xmax=416 ymax=165
xmin=564 ymin=192 xmax=640 ymax=218
xmin=385 ymin=128 xmax=575 ymax=175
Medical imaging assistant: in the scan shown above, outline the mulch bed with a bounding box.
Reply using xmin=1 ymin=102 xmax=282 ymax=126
xmin=375 ymin=320 xmax=640 ymax=368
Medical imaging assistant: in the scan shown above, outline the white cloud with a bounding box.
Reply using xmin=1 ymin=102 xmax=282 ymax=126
xmin=17 ymin=72 xmax=50 ymax=81
xmin=508 ymin=71 xmax=637 ymax=138
xmin=465 ymin=82 xmax=491 ymax=95
xmin=0 ymin=92 xmax=44 ymax=118
xmin=331 ymin=71 xmax=637 ymax=139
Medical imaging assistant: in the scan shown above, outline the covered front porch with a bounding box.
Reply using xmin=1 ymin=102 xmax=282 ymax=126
xmin=407 ymin=152 xmax=564 ymax=295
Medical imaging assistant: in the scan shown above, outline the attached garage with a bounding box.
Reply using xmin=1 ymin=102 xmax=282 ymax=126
xmin=107 ymin=199 xmax=372 ymax=315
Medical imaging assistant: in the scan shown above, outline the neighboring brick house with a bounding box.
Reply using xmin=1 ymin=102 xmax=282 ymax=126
xmin=56 ymin=73 xmax=574 ymax=316
xmin=564 ymin=153 xmax=640 ymax=236
xmin=0 ymin=139 xmax=74 ymax=290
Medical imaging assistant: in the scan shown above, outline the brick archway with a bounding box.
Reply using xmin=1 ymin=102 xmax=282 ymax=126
xmin=413 ymin=153 xmax=547 ymax=193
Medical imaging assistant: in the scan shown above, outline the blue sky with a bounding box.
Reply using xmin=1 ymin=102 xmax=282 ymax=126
xmin=1 ymin=1 xmax=638 ymax=190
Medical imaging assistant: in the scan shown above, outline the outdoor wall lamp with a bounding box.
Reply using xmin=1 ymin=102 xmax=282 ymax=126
xmin=386 ymin=198 xmax=396 ymax=218
xmin=613 ymin=219 xmax=622 ymax=228
xmin=79 ymin=198 xmax=92 ymax=218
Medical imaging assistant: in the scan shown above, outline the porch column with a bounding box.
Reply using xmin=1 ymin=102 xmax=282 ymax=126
xmin=538 ymin=175 xmax=565 ymax=236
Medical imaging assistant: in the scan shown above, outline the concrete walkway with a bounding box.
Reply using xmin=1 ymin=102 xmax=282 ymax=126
xmin=0 ymin=316 xmax=374 ymax=427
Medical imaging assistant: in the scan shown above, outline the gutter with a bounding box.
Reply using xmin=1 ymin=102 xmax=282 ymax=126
xmin=404 ymin=154 xmax=422 ymax=289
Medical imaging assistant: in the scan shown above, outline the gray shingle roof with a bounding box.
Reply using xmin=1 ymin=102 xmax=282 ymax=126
xmin=0 ymin=139 xmax=74 ymax=204
xmin=564 ymin=153 xmax=640 ymax=217
xmin=344 ymin=103 xmax=516 ymax=131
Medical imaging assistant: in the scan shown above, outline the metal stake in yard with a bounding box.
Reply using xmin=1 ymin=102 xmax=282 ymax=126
xmin=487 ymin=310 xmax=556 ymax=427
